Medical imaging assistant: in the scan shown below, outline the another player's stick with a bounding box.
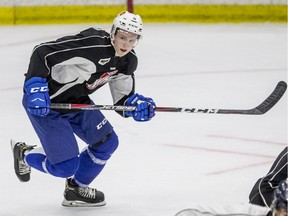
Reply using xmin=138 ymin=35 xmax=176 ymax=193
xmin=50 ymin=81 xmax=287 ymax=115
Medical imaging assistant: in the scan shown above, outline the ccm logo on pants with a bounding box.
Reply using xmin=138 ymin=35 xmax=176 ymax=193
xmin=96 ymin=118 xmax=107 ymax=130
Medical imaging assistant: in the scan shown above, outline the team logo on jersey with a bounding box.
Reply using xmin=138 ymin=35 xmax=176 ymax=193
xmin=86 ymin=70 xmax=118 ymax=90
xmin=98 ymin=58 xmax=111 ymax=65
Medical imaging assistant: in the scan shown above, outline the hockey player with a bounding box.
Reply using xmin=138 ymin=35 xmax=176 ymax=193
xmin=11 ymin=11 xmax=156 ymax=207
xmin=175 ymin=179 xmax=288 ymax=216
xmin=249 ymin=147 xmax=288 ymax=208
xmin=270 ymin=179 xmax=288 ymax=216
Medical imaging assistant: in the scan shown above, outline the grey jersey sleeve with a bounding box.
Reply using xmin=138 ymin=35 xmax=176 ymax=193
xmin=109 ymin=73 xmax=134 ymax=105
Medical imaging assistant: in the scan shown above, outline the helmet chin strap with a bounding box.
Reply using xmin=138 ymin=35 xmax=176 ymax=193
xmin=115 ymin=51 xmax=120 ymax=57
xmin=110 ymin=36 xmax=119 ymax=56
xmin=110 ymin=40 xmax=120 ymax=57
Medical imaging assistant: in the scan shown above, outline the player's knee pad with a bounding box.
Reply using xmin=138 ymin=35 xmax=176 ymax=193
xmin=45 ymin=156 xmax=79 ymax=178
xmin=88 ymin=130 xmax=119 ymax=161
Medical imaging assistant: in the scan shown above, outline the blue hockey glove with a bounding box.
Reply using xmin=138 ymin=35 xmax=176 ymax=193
xmin=24 ymin=77 xmax=50 ymax=116
xmin=124 ymin=93 xmax=156 ymax=122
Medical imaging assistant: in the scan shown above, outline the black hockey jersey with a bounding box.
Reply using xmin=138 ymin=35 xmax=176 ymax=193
xmin=25 ymin=27 xmax=137 ymax=113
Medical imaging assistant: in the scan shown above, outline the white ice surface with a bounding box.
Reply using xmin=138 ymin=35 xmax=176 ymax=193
xmin=0 ymin=23 xmax=287 ymax=216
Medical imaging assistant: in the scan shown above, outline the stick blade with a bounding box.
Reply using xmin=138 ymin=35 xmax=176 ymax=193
xmin=253 ymin=81 xmax=287 ymax=114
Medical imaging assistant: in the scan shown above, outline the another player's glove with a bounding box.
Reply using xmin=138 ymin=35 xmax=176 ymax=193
xmin=124 ymin=93 xmax=156 ymax=122
xmin=24 ymin=77 xmax=50 ymax=116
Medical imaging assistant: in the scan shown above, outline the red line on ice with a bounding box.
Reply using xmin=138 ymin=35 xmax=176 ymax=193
xmin=207 ymin=134 xmax=287 ymax=146
xmin=164 ymin=144 xmax=275 ymax=159
xmin=205 ymin=160 xmax=275 ymax=175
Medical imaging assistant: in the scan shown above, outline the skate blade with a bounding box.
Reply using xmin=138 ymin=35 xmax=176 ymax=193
xmin=62 ymin=199 xmax=106 ymax=207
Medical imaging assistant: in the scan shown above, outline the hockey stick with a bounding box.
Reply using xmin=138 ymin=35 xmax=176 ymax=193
xmin=50 ymin=81 xmax=287 ymax=115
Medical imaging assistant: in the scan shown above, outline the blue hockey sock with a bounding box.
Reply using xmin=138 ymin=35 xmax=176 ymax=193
xmin=73 ymin=131 xmax=119 ymax=186
xmin=25 ymin=148 xmax=79 ymax=178
xmin=73 ymin=149 xmax=106 ymax=187
xmin=25 ymin=148 xmax=47 ymax=173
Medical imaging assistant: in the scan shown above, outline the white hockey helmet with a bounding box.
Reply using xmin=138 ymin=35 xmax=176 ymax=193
xmin=110 ymin=11 xmax=143 ymax=45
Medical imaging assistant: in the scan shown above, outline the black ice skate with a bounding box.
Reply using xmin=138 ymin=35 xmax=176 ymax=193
xmin=62 ymin=178 xmax=106 ymax=207
xmin=10 ymin=140 xmax=35 ymax=182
